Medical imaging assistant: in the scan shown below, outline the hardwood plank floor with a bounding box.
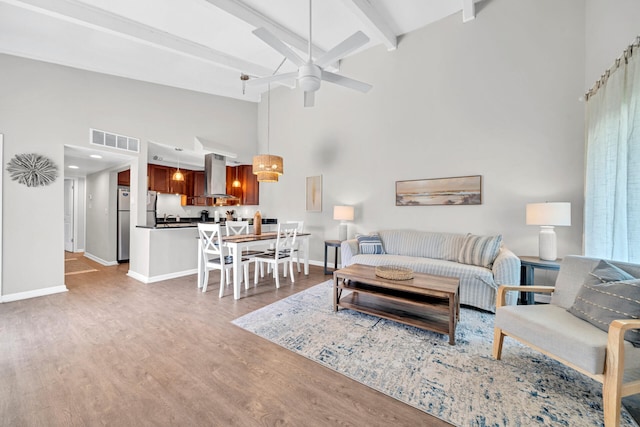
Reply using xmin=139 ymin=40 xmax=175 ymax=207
xmin=0 ymin=255 xmax=451 ymax=427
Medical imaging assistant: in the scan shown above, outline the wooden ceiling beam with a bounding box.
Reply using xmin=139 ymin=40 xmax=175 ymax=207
xmin=204 ymin=0 xmax=328 ymax=58
xmin=462 ymin=0 xmax=476 ymax=23
xmin=7 ymin=0 xmax=273 ymax=76
xmin=341 ymin=0 xmax=397 ymax=51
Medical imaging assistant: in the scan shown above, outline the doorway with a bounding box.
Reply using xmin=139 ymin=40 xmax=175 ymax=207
xmin=64 ymin=178 xmax=74 ymax=252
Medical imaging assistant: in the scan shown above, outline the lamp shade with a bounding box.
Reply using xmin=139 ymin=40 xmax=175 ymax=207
xmin=252 ymin=154 xmax=283 ymax=183
xmin=333 ymin=205 xmax=354 ymax=221
xmin=526 ymin=202 xmax=571 ymax=226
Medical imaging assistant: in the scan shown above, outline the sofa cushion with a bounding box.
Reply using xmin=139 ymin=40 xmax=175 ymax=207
xmin=378 ymin=230 xmax=466 ymax=261
xmin=356 ymin=234 xmax=385 ymax=254
xmin=457 ymin=234 xmax=502 ymax=268
xmin=496 ymin=304 xmax=640 ymax=375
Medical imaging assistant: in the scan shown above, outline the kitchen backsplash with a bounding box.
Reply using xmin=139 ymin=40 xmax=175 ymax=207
xmin=155 ymin=193 xmax=264 ymax=219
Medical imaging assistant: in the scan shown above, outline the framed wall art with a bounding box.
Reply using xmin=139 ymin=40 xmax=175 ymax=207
xmin=396 ymin=175 xmax=482 ymax=206
xmin=306 ymin=175 xmax=322 ymax=212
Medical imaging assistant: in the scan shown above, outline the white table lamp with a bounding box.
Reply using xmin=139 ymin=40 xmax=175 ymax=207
xmin=333 ymin=205 xmax=354 ymax=241
xmin=526 ymin=202 xmax=571 ymax=261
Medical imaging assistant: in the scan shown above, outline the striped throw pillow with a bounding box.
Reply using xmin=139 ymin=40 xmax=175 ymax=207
xmin=457 ymin=234 xmax=502 ymax=268
xmin=568 ymin=261 xmax=640 ymax=346
xmin=357 ymin=234 xmax=386 ymax=255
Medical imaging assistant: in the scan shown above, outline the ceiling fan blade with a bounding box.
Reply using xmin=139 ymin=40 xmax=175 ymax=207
xmin=304 ymin=91 xmax=315 ymax=108
xmin=315 ymin=31 xmax=369 ymax=69
xmin=253 ymin=28 xmax=305 ymax=67
xmin=245 ymin=72 xmax=297 ymax=89
xmin=321 ymin=71 xmax=372 ymax=93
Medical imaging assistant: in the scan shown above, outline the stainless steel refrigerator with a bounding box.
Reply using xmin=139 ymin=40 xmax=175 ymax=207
xmin=117 ymin=189 xmax=157 ymax=262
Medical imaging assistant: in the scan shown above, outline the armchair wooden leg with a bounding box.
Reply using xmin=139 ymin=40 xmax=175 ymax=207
xmin=603 ymin=321 xmax=625 ymax=427
xmin=492 ymin=327 xmax=505 ymax=360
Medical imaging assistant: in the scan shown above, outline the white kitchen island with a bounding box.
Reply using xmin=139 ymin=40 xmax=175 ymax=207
xmin=128 ymin=226 xmax=199 ymax=283
xmin=126 ymin=221 xmax=282 ymax=285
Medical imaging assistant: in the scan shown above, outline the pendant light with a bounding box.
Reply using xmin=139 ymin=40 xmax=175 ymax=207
xmin=172 ymin=148 xmax=184 ymax=181
xmin=253 ymin=61 xmax=285 ymax=183
xmin=232 ymin=165 xmax=241 ymax=188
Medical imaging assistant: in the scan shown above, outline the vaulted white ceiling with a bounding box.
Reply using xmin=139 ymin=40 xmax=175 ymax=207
xmin=0 ymin=0 xmax=478 ymax=103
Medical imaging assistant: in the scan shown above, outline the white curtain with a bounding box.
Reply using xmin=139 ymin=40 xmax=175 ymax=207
xmin=584 ymin=46 xmax=640 ymax=262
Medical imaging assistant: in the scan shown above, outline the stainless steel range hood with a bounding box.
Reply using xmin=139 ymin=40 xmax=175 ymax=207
xmin=204 ymin=153 xmax=233 ymax=198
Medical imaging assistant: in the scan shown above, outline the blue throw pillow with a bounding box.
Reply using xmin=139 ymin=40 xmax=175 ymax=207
xmin=357 ymin=234 xmax=386 ymax=255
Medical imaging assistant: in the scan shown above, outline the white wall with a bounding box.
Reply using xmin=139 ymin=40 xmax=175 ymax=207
xmin=258 ymin=0 xmax=586 ymax=263
xmin=585 ymin=0 xmax=640 ymax=89
xmin=0 ymin=54 xmax=257 ymax=298
xmin=85 ymin=169 xmax=117 ymax=264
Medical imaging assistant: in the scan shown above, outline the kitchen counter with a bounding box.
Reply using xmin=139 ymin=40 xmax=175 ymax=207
xmin=136 ymin=217 xmax=277 ymax=229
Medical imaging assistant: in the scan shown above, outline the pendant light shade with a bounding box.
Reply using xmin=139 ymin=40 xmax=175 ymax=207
xmin=232 ymin=166 xmax=241 ymax=187
xmin=252 ymin=154 xmax=283 ymax=182
xmin=172 ymin=169 xmax=185 ymax=181
xmin=172 ymin=147 xmax=185 ymax=181
xmin=252 ymin=69 xmax=284 ymax=183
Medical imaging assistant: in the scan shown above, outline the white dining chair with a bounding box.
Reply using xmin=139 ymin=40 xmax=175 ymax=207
xmin=253 ymin=222 xmax=298 ymax=289
xmin=226 ymin=219 xmax=267 ymax=259
xmin=198 ymin=223 xmax=250 ymax=297
xmin=285 ymin=220 xmax=304 ymax=272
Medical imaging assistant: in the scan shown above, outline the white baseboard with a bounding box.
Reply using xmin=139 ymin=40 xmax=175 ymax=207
xmin=127 ymin=268 xmax=199 ymax=284
xmin=84 ymin=252 xmax=118 ymax=266
xmin=1 ymin=285 xmax=68 ymax=303
xmin=127 ymin=260 xmax=325 ymax=285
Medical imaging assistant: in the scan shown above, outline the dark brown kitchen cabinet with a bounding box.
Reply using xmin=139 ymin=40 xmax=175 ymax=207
xmin=188 ymin=171 xmax=211 ymax=206
xmin=118 ymin=169 xmax=130 ymax=186
xmin=147 ymin=164 xmax=188 ymax=194
xmin=240 ymin=165 xmax=259 ymax=205
xmin=148 ymin=164 xmax=170 ymax=192
xmin=225 ymin=165 xmax=259 ymax=206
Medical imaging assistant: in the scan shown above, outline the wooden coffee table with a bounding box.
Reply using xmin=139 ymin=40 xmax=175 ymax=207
xmin=333 ymin=264 xmax=460 ymax=345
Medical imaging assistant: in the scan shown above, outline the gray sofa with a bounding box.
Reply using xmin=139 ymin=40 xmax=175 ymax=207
xmin=340 ymin=230 xmax=521 ymax=312
xmin=494 ymin=255 xmax=640 ymax=426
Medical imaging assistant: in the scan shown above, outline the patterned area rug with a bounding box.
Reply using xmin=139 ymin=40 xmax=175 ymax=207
xmin=232 ymin=281 xmax=639 ymax=427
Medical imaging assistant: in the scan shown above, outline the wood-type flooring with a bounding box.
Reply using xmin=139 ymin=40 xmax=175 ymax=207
xmin=0 ymin=254 xmax=451 ymax=427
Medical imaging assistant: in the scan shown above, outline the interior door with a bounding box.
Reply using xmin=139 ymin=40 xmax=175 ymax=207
xmin=64 ymin=178 xmax=74 ymax=252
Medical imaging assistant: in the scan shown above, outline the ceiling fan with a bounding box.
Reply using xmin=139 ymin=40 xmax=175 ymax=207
xmin=247 ymin=0 xmax=372 ymax=107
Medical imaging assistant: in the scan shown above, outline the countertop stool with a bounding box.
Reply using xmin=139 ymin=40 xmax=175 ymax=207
xmin=324 ymin=240 xmax=341 ymax=275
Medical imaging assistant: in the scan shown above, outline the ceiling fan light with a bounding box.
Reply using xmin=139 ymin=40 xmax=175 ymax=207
xmin=298 ymin=64 xmax=321 ymax=92
xmin=299 ymin=75 xmax=320 ymax=92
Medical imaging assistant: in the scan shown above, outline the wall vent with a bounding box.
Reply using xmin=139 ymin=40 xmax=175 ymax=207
xmin=90 ymin=128 xmax=139 ymax=153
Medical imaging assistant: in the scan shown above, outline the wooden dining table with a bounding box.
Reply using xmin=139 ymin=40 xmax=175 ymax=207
xmin=197 ymin=231 xmax=311 ymax=299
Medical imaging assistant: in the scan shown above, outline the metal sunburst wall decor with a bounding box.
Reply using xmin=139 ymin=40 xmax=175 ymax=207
xmin=6 ymin=153 xmax=59 ymax=187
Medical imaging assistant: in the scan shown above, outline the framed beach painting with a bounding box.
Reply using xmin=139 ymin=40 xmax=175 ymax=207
xmin=396 ymin=175 xmax=482 ymax=206
xmin=306 ymin=175 xmax=322 ymax=212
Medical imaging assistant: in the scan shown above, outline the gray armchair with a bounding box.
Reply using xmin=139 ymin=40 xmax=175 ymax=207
xmin=493 ymin=255 xmax=640 ymax=426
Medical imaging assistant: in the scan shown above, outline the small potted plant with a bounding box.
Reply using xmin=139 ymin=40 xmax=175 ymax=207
xmin=225 ymin=210 xmax=235 ymax=221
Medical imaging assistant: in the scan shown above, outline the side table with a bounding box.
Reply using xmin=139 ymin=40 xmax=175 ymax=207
xmin=519 ymin=256 xmax=562 ymax=305
xmin=324 ymin=240 xmax=342 ymax=275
